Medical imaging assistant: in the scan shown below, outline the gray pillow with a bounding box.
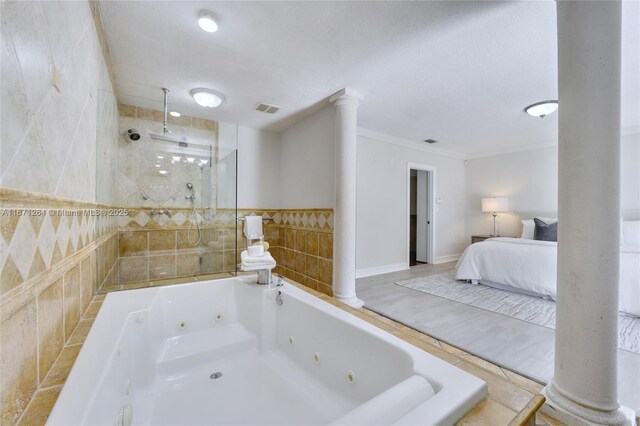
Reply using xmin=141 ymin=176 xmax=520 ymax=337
xmin=534 ymin=218 xmax=557 ymax=242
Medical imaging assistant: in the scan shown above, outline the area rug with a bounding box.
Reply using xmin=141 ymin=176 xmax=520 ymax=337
xmin=395 ymin=271 xmax=640 ymax=354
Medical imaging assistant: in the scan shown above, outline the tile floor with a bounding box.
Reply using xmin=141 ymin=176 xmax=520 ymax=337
xmin=356 ymin=262 xmax=640 ymax=413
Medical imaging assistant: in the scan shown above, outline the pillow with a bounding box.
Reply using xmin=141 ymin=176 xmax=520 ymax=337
xmin=521 ymin=217 xmax=557 ymax=239
xmin=622 ymin=220 xmax=640 ymax=246
xmin=534 ymin=218 xmax=558 ymax=242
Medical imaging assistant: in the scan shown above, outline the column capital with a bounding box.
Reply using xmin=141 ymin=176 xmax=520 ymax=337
xmin=329 ymin=88 xmax=363 ymax=105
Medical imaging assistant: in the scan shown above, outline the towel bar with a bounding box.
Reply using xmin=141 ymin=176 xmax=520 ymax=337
xmin=236 ymin=217 xmax=273 ymax=222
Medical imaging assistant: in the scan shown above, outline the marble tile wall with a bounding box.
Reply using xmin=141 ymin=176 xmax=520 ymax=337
xmin=116 ymin=105 xmax=217 ymax=209
xmin=1 ymin=1 xmax=116 ymax=202
xmin=0 ymin=1 xmax=119 ymax=423
xmin=0 ymin=193 xmax=118 ymax=424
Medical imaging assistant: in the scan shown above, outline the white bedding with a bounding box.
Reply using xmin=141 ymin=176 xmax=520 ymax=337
xmin=455 ymin=237 xmax=640 ymax=317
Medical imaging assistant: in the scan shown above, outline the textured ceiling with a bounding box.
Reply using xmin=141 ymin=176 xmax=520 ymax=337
xmin=99 ymin=1 xmax=639 ymax=155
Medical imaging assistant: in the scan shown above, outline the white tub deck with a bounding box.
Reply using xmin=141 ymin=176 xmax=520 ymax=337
xmin=47 ymin=276 xmax=487 ymax=425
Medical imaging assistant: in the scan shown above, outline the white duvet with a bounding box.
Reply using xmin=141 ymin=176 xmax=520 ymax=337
xmin=455 ymin=237 xmax=640 ymax=317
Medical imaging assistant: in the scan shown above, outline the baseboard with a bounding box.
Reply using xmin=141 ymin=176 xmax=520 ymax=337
xmin=356 ymin=263 xmax=408 ymax=279
xmin=433 ymin=253 xmax=462 ymax=264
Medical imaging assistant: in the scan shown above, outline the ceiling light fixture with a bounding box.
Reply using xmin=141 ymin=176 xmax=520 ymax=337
xmin=524 ymin=100 xmax=558 ymax=118
xmin=198 ymin=10 xmax=218 ymax=33
xmin=190 ymin=88 xmax=225 ymax=108
xmin=169 ymin=111 xmax=181 ymax=117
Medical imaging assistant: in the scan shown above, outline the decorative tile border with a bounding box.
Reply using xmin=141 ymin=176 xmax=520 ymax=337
xmin=118 ymin=104 xmax=217 ymax=131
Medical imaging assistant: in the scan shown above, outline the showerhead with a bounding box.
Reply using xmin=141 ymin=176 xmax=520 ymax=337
xmin=186 ymin=183 xmax=193 ymax=190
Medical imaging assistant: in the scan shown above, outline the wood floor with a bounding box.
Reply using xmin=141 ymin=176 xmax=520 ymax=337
xmin=356 ymin=262 xmax=640 ymax=413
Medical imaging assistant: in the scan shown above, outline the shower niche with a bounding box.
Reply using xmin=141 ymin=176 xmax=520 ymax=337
xmin=95 ymin=101 xmax=238 ymax=292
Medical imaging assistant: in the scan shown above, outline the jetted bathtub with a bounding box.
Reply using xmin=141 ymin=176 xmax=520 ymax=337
xmin=47 ymin=276 xmax=487 ymax=425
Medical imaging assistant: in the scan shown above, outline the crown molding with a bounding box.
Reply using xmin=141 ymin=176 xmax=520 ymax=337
xmin=358 ymin=126 xmax=639 ymax=161
xmin=357 ymin=127 xmax=466 ymax=160
xmin=464 ymin=140 xmax=558 ymax=160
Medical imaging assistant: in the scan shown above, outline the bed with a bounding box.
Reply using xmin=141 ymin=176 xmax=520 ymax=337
xmin=455 ymin=224 xmax=640 ymax=317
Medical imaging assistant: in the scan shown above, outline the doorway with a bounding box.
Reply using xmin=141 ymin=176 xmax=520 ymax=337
xmin=408 ymin=165 xmax=435 ymax=266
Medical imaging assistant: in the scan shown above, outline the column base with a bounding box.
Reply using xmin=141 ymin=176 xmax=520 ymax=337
xmin=541 ymin=382 xmax=634 ymax=426
xmin=333 ymin=294 xmax=364 ymax=308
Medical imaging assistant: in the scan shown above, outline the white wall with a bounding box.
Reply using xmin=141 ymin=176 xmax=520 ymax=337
xmin=237 ymin=126 xmax=281 ymax=209
xmin=279 ymin=105 xmax=335 ymax=208
xmin=466 ymin=132 xmax=640 ymax=238
xmin=356 ymin=135 xmax=467 ymax=275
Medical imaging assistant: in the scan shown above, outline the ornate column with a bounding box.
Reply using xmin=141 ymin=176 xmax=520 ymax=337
xmin=542 ymin=1 xmax=630 ymax=424
xmin=329 ymin=88 xmax=363 ymax=308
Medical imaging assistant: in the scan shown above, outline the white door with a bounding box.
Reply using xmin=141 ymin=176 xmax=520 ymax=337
xmin=416 ymin=171 xmax=429 ymax=263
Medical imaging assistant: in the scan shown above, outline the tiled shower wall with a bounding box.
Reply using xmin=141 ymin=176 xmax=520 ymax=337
xmin=0 ymin=1 xmax=119 ymax=424
xmin=100 ymin=208 xmax=335 ymax=295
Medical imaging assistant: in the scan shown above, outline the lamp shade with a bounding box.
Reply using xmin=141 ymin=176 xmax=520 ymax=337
xmin=482 ymin=197 xmax=508 ymax=213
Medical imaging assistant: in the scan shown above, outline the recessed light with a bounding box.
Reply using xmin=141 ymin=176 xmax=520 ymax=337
xmin=524 ymin=100 xmax=558 ymax=118
xmin=158 ymin=170 xmax=168 ymax=175
xmin=169 ymin=111 xmax=181 ymax=117
xmin=190 ymin=88 xmax=225 ymax=108
xmin=198 ymin=10 xmax=218 ymax=33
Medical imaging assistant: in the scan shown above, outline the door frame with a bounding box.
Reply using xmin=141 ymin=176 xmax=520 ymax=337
xmin=406 ymin=163 xmax=436 ymax=267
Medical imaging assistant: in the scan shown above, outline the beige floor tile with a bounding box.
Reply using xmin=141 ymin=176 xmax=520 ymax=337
xmin=400 ymin=334 xmax=463 ymax=365
xmin=17 ymin=386 xmax=61 ymax=426
xmin=455 ymin=398 xmax=516 ymax=425
xmin=459 ymin=353 xmax=510 ymax=380
xmin=504 ymin=369 xmax=545 ymax=395
xmin=456 ymin=361 xmax=534 ymax=413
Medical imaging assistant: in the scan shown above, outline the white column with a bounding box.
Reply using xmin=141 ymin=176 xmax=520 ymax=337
xmin=541 ymin=2 xmax=629 ymax=424
xmin=330 ymin=88 xmax=363 ymax=308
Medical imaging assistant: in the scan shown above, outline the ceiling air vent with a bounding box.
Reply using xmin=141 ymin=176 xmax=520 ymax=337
xmin=254 ymin=102 xmax=280 ymax=114
xmin=424 ymin=139 xmax=438 ymax=144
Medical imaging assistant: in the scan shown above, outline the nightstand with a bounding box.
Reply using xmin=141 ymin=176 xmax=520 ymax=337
xmin=471 ymin=235 xmax=516 ymax=243
xmin=471 ymin=235 xmax=493 ymax=244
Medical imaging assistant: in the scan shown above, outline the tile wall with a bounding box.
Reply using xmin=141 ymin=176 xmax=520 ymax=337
xmin=116 ymin=104 xmax=218 ymax=209
xmin=242 ymin=209 xmax=335 ymax=296
xmin=100 ymin=208 xmax=335 ymax=295
xmin=0 ymin=1 xmax=119 ymax=424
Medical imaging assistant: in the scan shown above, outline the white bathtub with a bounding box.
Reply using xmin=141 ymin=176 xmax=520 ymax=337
xmin=47 ymin=276 xmax=486 ymax=425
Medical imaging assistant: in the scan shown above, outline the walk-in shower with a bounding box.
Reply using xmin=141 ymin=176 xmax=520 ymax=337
xmin=95 ymin=86 xmax=238 ymax=292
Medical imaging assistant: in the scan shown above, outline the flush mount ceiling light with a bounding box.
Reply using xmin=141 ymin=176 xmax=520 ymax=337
xmin=190 ymin=88 xmax=225 ymax=108
xmin=198 ymin=10 xmax=218 ymax=33
xmin=524 ymin=100 xmax=558 ymax=118
xmin=169 ymin=111 xmax=181 ymax=117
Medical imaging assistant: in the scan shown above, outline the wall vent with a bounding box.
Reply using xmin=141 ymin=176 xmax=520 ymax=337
xmin=254 ymin=103 xmax=280 ymax=114
xmin=424 ymin=139 xmax=438 ymax=144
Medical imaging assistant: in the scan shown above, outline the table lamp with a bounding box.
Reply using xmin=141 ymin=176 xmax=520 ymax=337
xmin=482 ymin=197 xmax=509 ymax=237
